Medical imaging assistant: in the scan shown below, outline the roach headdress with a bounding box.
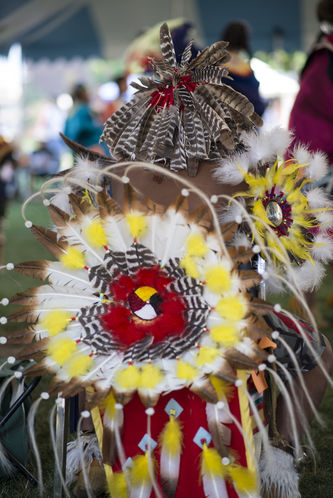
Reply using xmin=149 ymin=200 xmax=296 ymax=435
xmin=101 ymin=23 xmax=262 ymax=176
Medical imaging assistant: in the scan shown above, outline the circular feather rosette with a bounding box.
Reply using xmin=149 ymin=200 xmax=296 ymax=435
xmin=4 ymin=172 xmax=271 ymax=405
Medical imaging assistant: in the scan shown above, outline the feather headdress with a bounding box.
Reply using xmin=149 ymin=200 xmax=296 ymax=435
xmin=101 ymin=23 xmax=262 ymax=176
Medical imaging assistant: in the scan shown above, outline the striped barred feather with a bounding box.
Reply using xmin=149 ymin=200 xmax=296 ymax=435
xmin=168 ymin=276 xmax=203 ymax=296
xmin=104 ymin=250 xmax=129 ymax=276
xmin=154 ymin=106 xmax=178 ymax=159
xmin=188 ymin=41 xmax=230 ymax=69
xmin=113 ymin=103 xmax=151 ymax=158
xmin=160 ymin=22 xmax=177 ymax=68
xmin=192 ymin=66 xmax=229 ymax=86
xmin=88 ymin=265 xmax=110 ymax=293
xmin=180 ymin=39 xmax=194 ymax=66
xmin=170 ymin=121 xmax=187 ymax=172
xmin=163 ymin=258 xmax=187 ymax=279
xmin=123 ymin=335 xmax=154 ymax=362
xmin=126 ymin=243 xmax=157 ymax=276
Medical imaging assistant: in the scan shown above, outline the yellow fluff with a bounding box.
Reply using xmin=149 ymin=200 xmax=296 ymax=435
xmin=196 ymin=347 xmax=219 ymax=367
xmin=126 ymin=214 xmax=147 ymax=239
xmin=176 ymin=360 xmax=198 ymax=382
xmin=107 ymin=471 xmax=128 ymax=498
xmin=252 ymin=199 xmax=273 ymax=227
xmin=40 ymin=310 xmax=71 ymax=336
xmin=205 ymin=265 xmax=231 ymax=294
xmin=84 ymin=220 xmax=107 ymax=247
xmin=115 ymin=365 xmax=140 ymax=391
xmin=65 ymin=354 xmax=93 ymax=377
xmin=180 ymin=255 xmax=200 ymax=279
xmin=60 ymin=247 xmax=85 ymax=269
xmin=216 ymin=296 xmax=247 ymax=321
xmin=139 ymin=364 xmax=163 ymax=390
xmin=129 ymin=453 xmax=151 ymax=485
xmin=186 ymin=233 xmax=208 ymax=257
xmin=201 ymin=445 xmax=227 ymax=478
xmin=48 ymin=338 xmax=77 ymax=366
xmin=228 ymin=464 xmax=257 ymax=493
xmin=159 ymin=416 xmax=183 ymax=455
xmin=210 ymin=323 xmax=240 ymax=347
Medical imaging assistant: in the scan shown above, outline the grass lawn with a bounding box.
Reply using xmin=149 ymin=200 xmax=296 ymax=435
xmin=0 ymin=199 xmax=333 ymax=497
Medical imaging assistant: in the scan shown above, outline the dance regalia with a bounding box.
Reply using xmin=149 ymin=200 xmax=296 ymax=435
xmin=1 ymin=24 xmax=332 ymax=498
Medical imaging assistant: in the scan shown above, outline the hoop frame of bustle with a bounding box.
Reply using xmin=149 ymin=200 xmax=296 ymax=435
xmin=0 ymin=157 xmax=331 ymax=498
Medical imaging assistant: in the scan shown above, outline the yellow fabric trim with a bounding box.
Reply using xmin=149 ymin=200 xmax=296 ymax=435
xmin=236 ymin=371 xmax=256 ymax=476
xmin=87 ymin=387 xmax=114 ymax=494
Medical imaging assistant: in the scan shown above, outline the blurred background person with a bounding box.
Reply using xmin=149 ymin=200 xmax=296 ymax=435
xmin=288 ymin=0 xmax=333 ymax=322
xmin=101 ymin=74 xmax=128 ymax=122
xmin=64 ymin=83 xmax=104 ymax=153
xmin=0 ymin=136 xmax=17 ymax=265
xmin=220 ymin=21 xmax=267 ymax=117
xmin=289 ymin=0 xmax=333 ymax=168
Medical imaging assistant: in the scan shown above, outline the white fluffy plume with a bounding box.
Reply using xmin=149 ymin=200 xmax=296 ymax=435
xmin=292 ymin=145 xmax=328 ymax=180
xmin=290 ymin=260 xmax=325 ymax=292
xmin=312 ymin=233 xmax=333 ymax=262
xmin=213 ymin=154 xmax=249 ymax=185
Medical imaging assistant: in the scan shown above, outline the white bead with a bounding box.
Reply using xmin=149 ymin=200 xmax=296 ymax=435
xmin=181 ymin=188 xmax=189 ymax=197
xmin=274 ymin=304 xmax=282 ymax=312
xmin=262 ymin=271 xmax=269 ymax=280
xmin=271 ymin=331 xmax=280 ymax=340
xmin=210 ymin=195 xmax=218 ymax=204
xmin=258 ymin=363 xmax=266 ymax=371
xmin=1 ymin=298 xmax=9 ymax=306
xmin=14 ymin=371 xmax=23 ymax=379
xmin=222 ymin=457 xmax=230 ymax=466
xmin=41 ymin=392 xmax=50 ymax=400
xmin=7 ymin=356 xmax=16 ymax=364
xmin=81 ymin=410 xmax=91 ymax=419
xmin=55 ymin=397 xmax=65 ymax=405
xmin=25 ymin=220 xmax=32 ymax=228
xmin=43 ymin=199 xmax=50 ymax=206
xmin=121 ymin=176 xmax=130 ymax=184
xmin=6 ymin=263 xmax=14 ymax=270
xmin=0 ymin=317 xmax=7 ymax=324
xmin=252 ymin=244 xmax=260 ymax=254
xmin=145 ymin=407 xmax=155 ymax=416
xmin=115 ymin=403 xmax=123 ymax=411
xmin=235 ymin=215 xmax=242 ymax=224
xmin=0 ymin=337 xmax=7 ymax=344
xmin=234 ymin=379 xmax=243 ymax=387
xmin=216 ymin=401 xmax=225 ymax=410
xmin=268 ymin=354 xmax=276 ymax=363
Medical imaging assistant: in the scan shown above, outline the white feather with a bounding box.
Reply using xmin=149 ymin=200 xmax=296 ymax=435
xmin=160 ymin=450 xmax=181 ymax=482
xmin=202 ymin=475 xmax=229 ymax=498
xmin=259 ymin=447 xmax=301 ymax=498
xmin=231 ymin=231 xmax=251 ymax=248
xmin=290 ymin=260 xmax=325 ymax=291
xmin=51 ymin=192 xmax=73 ymax=214
xmin=66 ymin=434 xmax=102 ymax=485
xmin=103 ymin=214 xmax=132 ymax=252
xmin=213 ymin=154 xmax=249 ymax=185
xmin=312 ymin=233 xmax=333 ymax=262
xmin=35 ymin=285 xmax=97 ymax=307
xmin=265 ymin=127 xmax=292 ymax=158
xmin=45 ymin=262 xmax=92 ymax=291
xmin=292 ymin=143 xmax=313 ymax=166
xmin=306 ymin=150 xmax=328 ymax=180
xmin=219 ymin=199 xmax=245 ymax=225
xmin=130 ymin=483 xmax=152 ymax=498
xmin=317 ymin=209 xmax=333 ymax=228
xmin=306 ymin=187 xmax=332 ymax=209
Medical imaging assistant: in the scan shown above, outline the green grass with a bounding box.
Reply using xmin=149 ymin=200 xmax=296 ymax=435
xmin=0 ymin=200 xmax=333 ymax=496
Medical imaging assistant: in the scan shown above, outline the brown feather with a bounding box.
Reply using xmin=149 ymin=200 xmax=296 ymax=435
xmin=190 ymin=378 xmax=219 ymax=404
xmin=60 ymin=133 xmax=114 ymax=165
xmin=206 ymin=411 xmax=230 ymax=457
xmin=221 ymin=222 xmax=238 ymax=242
xmin=189 ymin=204 xmax=213 ymax=231
xmin=138 ymin=391 xmax=160 ymax=408
xmin=30 ymin=225 xmax=67 ymax=258
xmin=227 ymin=245 xmax=254 ymax=265
xmin=68 ymin=193 xmax=91 ymax=219
xmin=238 ymin=269 xmax=262 ymax=290
xmin=97 ymin=191 xmax=122 ymax=218
xmin=14 ymin=260 xmax=49 ymax=280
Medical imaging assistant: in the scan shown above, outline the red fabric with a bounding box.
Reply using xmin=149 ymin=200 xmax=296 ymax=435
xmin=113 ymin=387 xmax=248 ymax=497
xmin=273 ymin=310 xmax=315 ymax=341
xmin=288 ymin=37 xmax=333 ymax=164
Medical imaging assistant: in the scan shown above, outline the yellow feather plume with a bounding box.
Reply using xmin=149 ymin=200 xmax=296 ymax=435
xmin=84 ymin=220 xmax=107 ymax=247
xmin=176 ymin=360 xmax=198 ymax=382
xmin=210 ymin=376 xmax=233 ymax=400
xmin=139 ymin=364 xmax=163 ymax=390
xmin=159 ymin=416 xmax=183 ymax=456
xmin=186 ymin=233 xmax=208 ymax=257
xmin=60 ymin=247 xmax=85 ymax=269
xmin=205 ymin=265 xmax=231 ymax=294
xmin=126 ymin=214 xmax=147 ymax=239
xmin=114 ymin=365 xmax=140 ymax=391
xmin=107 ymin=471 xmax=128 ymax=498
xmin=201 ymin=445 xmax=227 ymax=478
xmin=40 ymin=310 xmax=71 ymax=336
xmin=48 ymin=337 xmax=77 ymax=366
xmin=129 ymin=452 xmax=151 ymax=485
xmin=228 ymin=464 xmax=257 ymax=493
xmin=196 ymin=347 xmax=219 ymax=367
xmin=210 ymin=323 xmax=240 ymax=347
xmin=216 ymin=296 xmax=247 ymax=321
xmin=65 ymin=354 xmax=93 ymax=377
xmin=180 ymin=254 xmax=200 ymax=279
xmin=101 ymin=391 xmax=117 ymax=418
